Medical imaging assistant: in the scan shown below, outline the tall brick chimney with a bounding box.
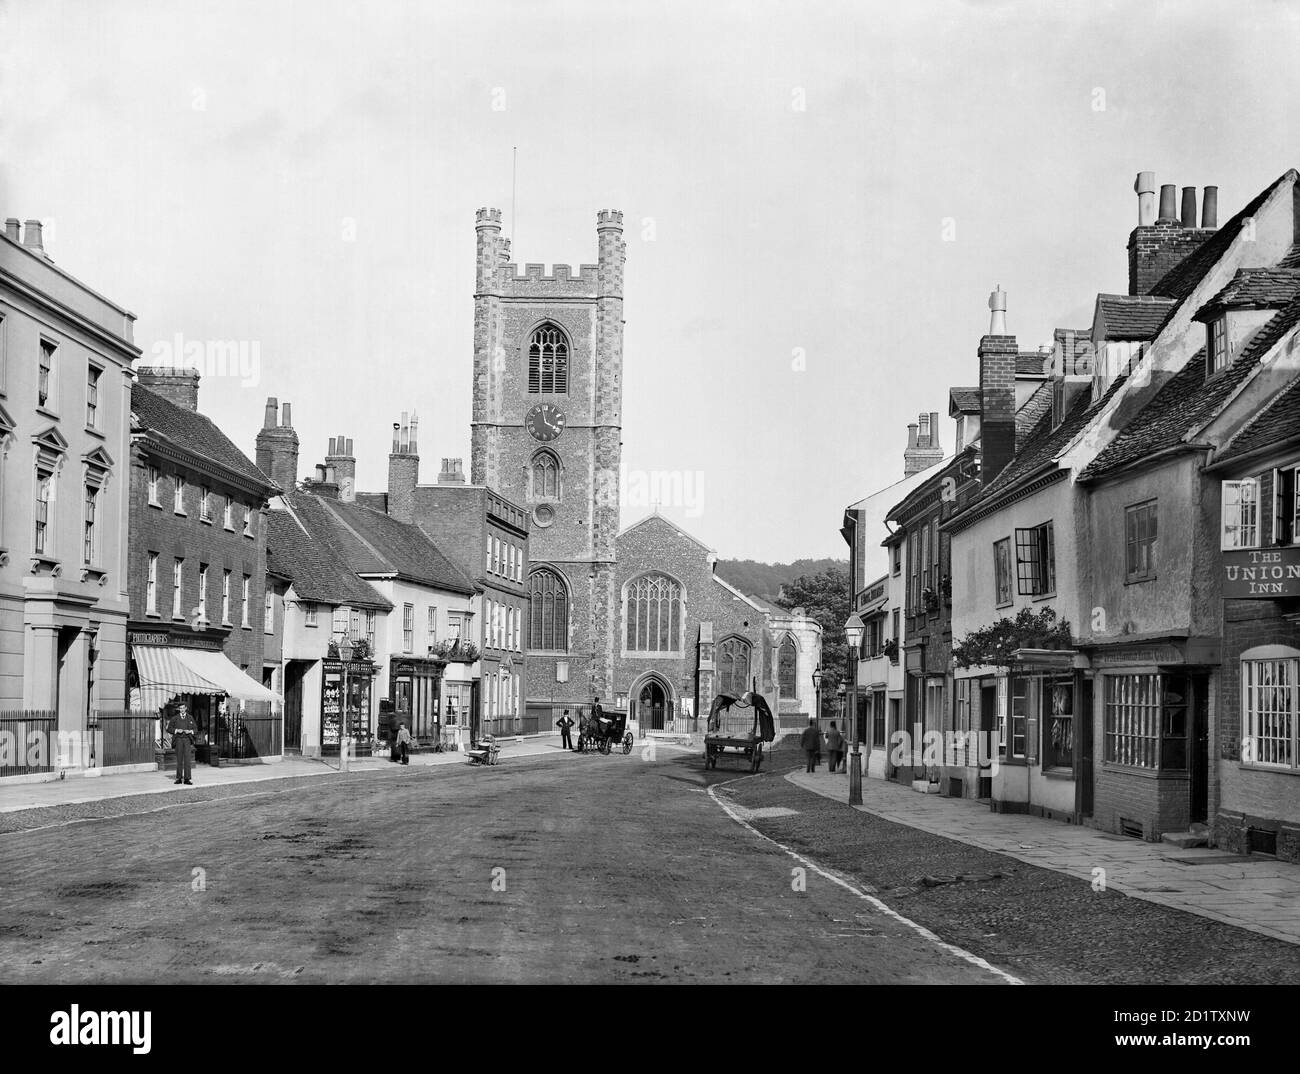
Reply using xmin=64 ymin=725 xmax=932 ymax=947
xmin=255 ymin=397 xmax=299 ymax=491
xmin=135 ymin=365 xmax=200 ymax=412
xmin=325 ymin=434 xmax=356 ymax=502
xmin=388 ymin=411 xmax=419 ymax=522
xmin=1127 ymin=171 xmax=1218 ymax=296
xmin=904 ymin=411 xmax=943 ymax=476
xmin=979 ymin=287 xmax=1017 ymax=485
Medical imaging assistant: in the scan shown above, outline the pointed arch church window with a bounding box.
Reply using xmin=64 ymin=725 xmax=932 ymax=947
xmin=528 ymin=323 xmax=569 ymax=394
xmin=625 ymin=573 xmax=682 ymax=653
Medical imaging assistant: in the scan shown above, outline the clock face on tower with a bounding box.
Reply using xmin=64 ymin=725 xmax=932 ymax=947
xmin=525 ymin=403 xmax=567 ymax=442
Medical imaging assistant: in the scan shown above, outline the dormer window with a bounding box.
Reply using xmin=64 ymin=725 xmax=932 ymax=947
xmin=1208 ymin=316 xmax=1229 ymax=376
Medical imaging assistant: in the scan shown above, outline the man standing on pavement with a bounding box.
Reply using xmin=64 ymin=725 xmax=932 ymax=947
xmin=800 ymin=717 xmax=821 ymax=773
xmin=396 ymin=722 xmax=413 ymax=765
xmin=166 ymin=701 xmax=197 ymax=785
xmin=825 ymin=720 xmax=844 ymax=774
xmin=557 ymin=710 xmax=575 ymax=750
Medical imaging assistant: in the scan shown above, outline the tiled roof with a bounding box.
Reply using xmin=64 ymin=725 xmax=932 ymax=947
xmin=132 ymin=386 xmax=275 ymax=491
xmin=1016 ymin=380 xmax=1054 ymax=449
xmin=1194 ymin=265 xmax=1300 ymax=320
xmin=302 ymin=494 xmax=476 ymax=595
xmin=976 ymin=375 xmax=1128 ymax=502
xmin=1080 ymin=294 xmax=1300 ymax=481
xmin=1149 ymin=175 xmax=1287 ymax=301
xmin=353 ymin=491 xmax=388 ymax=513
xmin=1095 ymin=294 xmax=1179 ymax=340
xmin=1016 ymin=352 xmax=1049 ymax=375
xmin=1214 ymin=374 xmax=1300 ymax=466
xmin=265 ymin=509 xmax=391 ymax=610
xmin=949 ymin=387 xmax=981 ymax=414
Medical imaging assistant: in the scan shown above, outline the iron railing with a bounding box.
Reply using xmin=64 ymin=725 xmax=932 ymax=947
xmin=87 ymin=711 xmax=156 ymax=767
xmin=0 ymin=710 xmax=57 ymax=777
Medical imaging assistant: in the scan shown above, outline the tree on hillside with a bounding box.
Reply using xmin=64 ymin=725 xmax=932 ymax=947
xmin=775 ymin=565 xmax=850 ymax=720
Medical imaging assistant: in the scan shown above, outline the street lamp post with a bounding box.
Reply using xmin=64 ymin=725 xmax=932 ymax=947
xmin=812 ymin=665 xmax=823 ymax=727
xmin=844 ymin=613 xmax=865 ymax=806
xmin=338 ymin=639 xmax=354 ymax=772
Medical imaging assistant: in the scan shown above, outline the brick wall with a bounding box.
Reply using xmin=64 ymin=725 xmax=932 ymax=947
xmin=1093 ymin=766 xmax=1191 ymax=840
xmin=1127 ymin=223 xmax=1216 ymax=296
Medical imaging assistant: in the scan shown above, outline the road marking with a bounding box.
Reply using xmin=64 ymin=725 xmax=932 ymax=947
xmin=727 ymin=805 xmax=800 ymax=821
xmin=707 ymin=776 xmax=1024 ymax=985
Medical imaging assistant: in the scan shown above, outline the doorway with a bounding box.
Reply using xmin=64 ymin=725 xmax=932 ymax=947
xmin=283 ymin=660 xmax=307 ymax=751
xmin=1190 ymin=673 xmax=1209 ymax=825
xmin=639 ymin=680 xmax=667 ymax=731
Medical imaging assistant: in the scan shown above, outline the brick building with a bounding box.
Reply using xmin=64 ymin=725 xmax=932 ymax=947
xmin=126 ymin=368 xmax=281 ymax=762
xmin=467 ymin=207 xmax=821 ymax=733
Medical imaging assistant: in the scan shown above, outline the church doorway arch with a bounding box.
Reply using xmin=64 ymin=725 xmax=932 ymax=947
xmin=629 ymin=673 xmax=674 ymax=732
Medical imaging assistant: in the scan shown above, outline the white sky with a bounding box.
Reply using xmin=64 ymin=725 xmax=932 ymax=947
xmin=2 ymin=0 xmax=1297 ymax=561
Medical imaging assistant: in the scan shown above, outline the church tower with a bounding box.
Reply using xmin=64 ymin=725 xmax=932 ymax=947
xmin=470 ymin=207 xmax=626 ymax=707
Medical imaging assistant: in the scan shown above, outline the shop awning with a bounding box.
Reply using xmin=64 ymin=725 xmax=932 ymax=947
xmin=173 ymin=648 xmax=281 ymax=703
xmin=131 ymin=645 xmax=226 ymax=714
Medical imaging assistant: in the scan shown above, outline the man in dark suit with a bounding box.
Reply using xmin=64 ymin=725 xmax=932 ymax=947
xmin=166 ymin=701 xmax=197 ymax=785
xmin=800 ymin=718 xmax=821 ymax=773
xmin=557 ymin=710 xmax=575 ymax=750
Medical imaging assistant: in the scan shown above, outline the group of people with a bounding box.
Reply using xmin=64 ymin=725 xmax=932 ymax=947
xmin=555 ymin=697 xmax=609 ymax=751
xmin=799 ymin=717 xmax=848 ymax=774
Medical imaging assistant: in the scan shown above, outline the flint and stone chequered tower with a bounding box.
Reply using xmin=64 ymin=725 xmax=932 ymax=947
xmin=471 ymin=208 xmax=626 ymax=705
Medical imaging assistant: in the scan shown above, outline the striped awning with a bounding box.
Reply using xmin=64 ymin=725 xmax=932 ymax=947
xmin=130 ymin=645 xmax=226 ymax=715
xmin=173 ymin=647 xmax=280 ymax=703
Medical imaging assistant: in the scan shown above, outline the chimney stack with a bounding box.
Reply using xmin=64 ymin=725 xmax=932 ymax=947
xmin=438 ymin=458 xmax=467 ymax=485
xmin=4 ymin=219 xmax=19 ymax=242
xmin=978 ymin=287 xmax=1018 ymax=485
xmin=255 ymin=396 xmax=299 ymax=491
xmin=325 ymin=432 xmax=357 ymax=501
xmin=135 ymin=365 xmax=201 ymax=412
xmin=1128 ymin=172 xmax=1219 ymax=296
xmin=904 ymin=411 xmax=944 ymax=476
xmin=1202 ymin=186 xmax=1218 ymax=228
xmin=22 ymin=219 xmax=45 ymax=255
xmin=388 ymin=411 xmax=420 ymax=522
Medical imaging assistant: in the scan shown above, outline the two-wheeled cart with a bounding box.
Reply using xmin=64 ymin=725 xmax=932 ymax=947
xmin=704 ymin=691 xmax=775 ymax=772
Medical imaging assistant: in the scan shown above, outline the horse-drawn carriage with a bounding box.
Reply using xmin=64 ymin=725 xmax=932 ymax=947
xmin=704 ymin=691 xmax=775 ymax=772
xmin=578 ymin=708 xmax=634 ymax=755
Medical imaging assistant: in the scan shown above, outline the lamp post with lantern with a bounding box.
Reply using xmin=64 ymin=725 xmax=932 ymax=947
xmin=844 ymin=613 xmax=865 ymax=805
xmin=812 ymin=664 xmax=823 ymax=726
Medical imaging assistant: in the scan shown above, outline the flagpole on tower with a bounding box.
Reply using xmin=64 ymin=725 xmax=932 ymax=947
xmin=511 ymin=146 xmax=517 ymax=249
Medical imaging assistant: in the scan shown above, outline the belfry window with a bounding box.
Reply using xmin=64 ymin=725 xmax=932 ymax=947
xmin=528 ymin=323 xmax=569 ymax=394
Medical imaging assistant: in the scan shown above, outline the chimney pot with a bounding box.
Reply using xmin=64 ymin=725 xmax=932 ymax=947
xmin=1180 ymin=187 xmax=1198 ymax=228
xmin=281 ymin=402 xmax=293 ymax=428
xmin=328 ymin=437 xmax=337 ymax=456
xmin=1202 ymin=186 xmax=1218 ymax=229
xmin=1134 ymin=171 xmax=1157 ymax=226
xmin=1158 ymin=184 xmax=1178 ymax=222
xmin=263 ymin=398 xmax=278 ymax=430
xmin=988 ymin=286 xmax=1008 ymax=335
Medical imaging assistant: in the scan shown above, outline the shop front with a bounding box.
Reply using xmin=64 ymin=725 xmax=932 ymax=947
xmin=386 ymin=656 xmax=443 ymax=749
xmin=1080 ymin=637 xmax=1216 ymax=842
xmin=320 ymin=657 xmax=376 ymax=756
xmin=127 ymin=627 xmax=282 ymax=764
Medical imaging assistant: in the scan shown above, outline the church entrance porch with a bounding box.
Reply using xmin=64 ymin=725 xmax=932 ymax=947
xmin=627 ymin=673 xmax=675 ymax=736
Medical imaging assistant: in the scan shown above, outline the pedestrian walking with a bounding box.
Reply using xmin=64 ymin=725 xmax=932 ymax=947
xmin=557 ymin=710 xmax=575 ymax=750
xmin=166 ymin=701 xmax=197 ymax=785
xmin=396 ymin=722 xmax=413 ymax=765
xmin=826 ymin=721 xmax=844 ymax=774
xmin=800 ymin=717 xmax=821 ymax=773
